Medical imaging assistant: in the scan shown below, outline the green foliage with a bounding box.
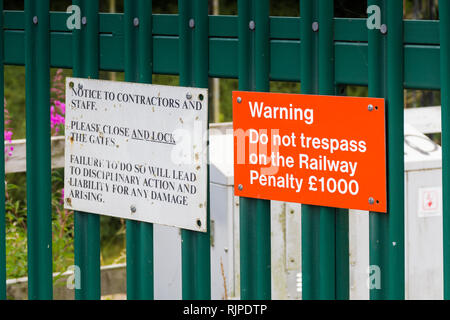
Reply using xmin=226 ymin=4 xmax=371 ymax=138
xmin=50 ymin=169 xmax=74 ymax=275
xmin=4 ymin=66 xmax=71 ymax=140
xmin=347 ymin=85 xmax=368 ymax=98
xmin=100 ymin=216 xmax=126 ymax=265
xmin=4 ymin=169 xmax=75 ymax=279
xmin=5 ymin=168 xmax=131 ymax=279
xmin=4 ymin=66 xmax=26 ymax=139
xmin=4 ymin=182 xmax=28 ymax=279
xmin=218 ymin=79 xmax=238 ymax=122
xmin=271 ymin=81 xmax=300 ymax=94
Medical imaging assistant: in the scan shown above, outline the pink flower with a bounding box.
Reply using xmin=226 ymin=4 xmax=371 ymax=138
xmin=60 ymin=188 xmax=65 ymax=204
xmin=50 ymin=100 xmax=65 ymax=136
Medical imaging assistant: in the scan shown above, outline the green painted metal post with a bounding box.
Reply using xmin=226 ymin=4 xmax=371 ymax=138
xmin=300 ymin=0 xmax=348 ymax=300
xmin=179 ymin=0 xmax=194 ymax=298
xmin=386 ymin=0 xmax=405 ymax=300
xmin=368 ymin=0 xmax=405 ymax=300
xmin=299 ymin=0 xmax=320 ymax=300
xmin=238 ymin=0 xmax=271 ymax=300
xmin=25 ymin=0 xmax=53 ymax=300
xmin=0 ymin=0 xmax=5 ymax=301
xmin=334 ymin=85 xmax=349 ymax=300
xmin=72 ymin=0 xmax=101 ymax=300
xmin=124 ymin=0 xmax=154 ymax=300
xmin=440 ymin=0 xmax=450 ymax=300
xmin=335 ymin=209 xmax=349 ymax=299
xmin=237 ymin=0 xmax=255 ymax=300
xmin=124 ymin=0 xmax=138 ymax=300
xmin=179 ymin=0 xmax=211 ymax=300
xmin=368 ymin=0 xmax=388 ymax=300
xmin=317 ymin=0 xmax=336 ymax=300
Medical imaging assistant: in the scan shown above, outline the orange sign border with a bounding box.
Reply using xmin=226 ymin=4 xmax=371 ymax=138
xmin=233 ymin=91 xmax=387 ymax=213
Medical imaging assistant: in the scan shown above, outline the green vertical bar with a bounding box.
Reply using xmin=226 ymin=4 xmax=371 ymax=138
xmin=0 ymin=0 xmax=6 ymax=301
xmin=300 ymin=0 xmax=348 ymax=300
xmin=238 ymin=0 xmax=271 ymax=300
xmin=317 ymin=0 xmax=336 ymax=300
xmin=368 ymin=0 xmax=388 ymax=300
xmin=335 ymin=209 xmax=349 ymax=299
xmin=253 ymin=0 xmax=271 ymax=300
xmin=73 ymin=0 xmax=101 ymax=300
xmin=237 ymin=0 xmax=252 ymax=91
xmin=386 ymin=0 xmax=404 ymax=300
xmin=25 ymin=0 xmax=53 ymax=300
xmin=237 ymin=0 xmax=254 ymax=300
xmin=317 ymin=0 xmax=334 ymax=96
xmin=299 ymin=0 xmax=320 ymax=300
xmin=124 ymin=0 xmax=154 ymax=300
xmin=192 ymin=0 xmax=211 ymax=300
xmin=179 ymin=0 xmax=194 ymax=299
xmin=334 ymin=85 xmax=349 ymax=300
xmin=440 ymin=0 xmax=450 ymax=300
xmin=180 ymin=0 xmax=211 ymax=300
xmin=368 ymin=0 xmax=405 ymax=300
xmin=124 ymin=0 xmax=139 ymax=300
xmin=126 ymin=222 xmax=139 ymax=300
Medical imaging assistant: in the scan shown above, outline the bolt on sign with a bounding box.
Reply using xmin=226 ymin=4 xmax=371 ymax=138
xmin=64 ymin=78 xmax=208 ymax=232
xmin=233 ymin=91 xmax=387 ymax=213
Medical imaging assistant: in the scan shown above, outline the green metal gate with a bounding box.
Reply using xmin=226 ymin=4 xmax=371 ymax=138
xmin=0 ymin=0 xmax=449 ymax=300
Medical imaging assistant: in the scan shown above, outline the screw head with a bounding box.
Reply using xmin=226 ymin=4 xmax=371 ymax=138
xmin=380 ymin=24 xmax=387 ymax=35
xmin=130 ymin=205 xmax=136 ymax=213
xmin=312 ymin=21 xmax=319 ymax=32
xmin=186 ymin=92 xmax=192 ymax=100
xmin=368 ymin=104 xmax=374 ymax=111
xmin=369 ymin=197 xmax=375 ymax=205
xmin=238 ymin=184 xmax=243 ymax=191
xmin=249 ymin=20 xmax=255 ymax=30
xmin=133 ymin=17 xmax=140 ymax=27
xmin=82 ymin=16 xmax=87 ymax=25
xmin=189 ymin=18 xmax=195 ymax=28
xmin=237 ymin=97 xmax=242 ymax=103
xmin=33 ymin=16 xmax=38 ymax=24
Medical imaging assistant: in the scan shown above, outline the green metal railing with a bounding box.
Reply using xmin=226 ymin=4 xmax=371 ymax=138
xmin=0 ymin=0 xmax=448 ymax=300
xmin=179 ymin=0 xmax=211 ymax=300
xmin=367 ymin=0 xmax=405 ymax=300
xmin=124 ymin=0 xmax=154 ymax=301
xmin=72 ymin=0 xmax=101 ymax=300
xmin=25 ymin=0 xmax=53 ymax=300
xmin=440 ymin=0 xmax=450 ymax=301
xmin=238 ymin=0 xmax=272 ymax=300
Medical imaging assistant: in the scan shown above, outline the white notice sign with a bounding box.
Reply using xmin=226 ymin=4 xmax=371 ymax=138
xmin=64 ymin=77 xmax=208 ymax=232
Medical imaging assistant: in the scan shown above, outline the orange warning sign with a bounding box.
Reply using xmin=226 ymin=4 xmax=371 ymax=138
xmin=233 ymin=91 xmax=387 ymax=213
